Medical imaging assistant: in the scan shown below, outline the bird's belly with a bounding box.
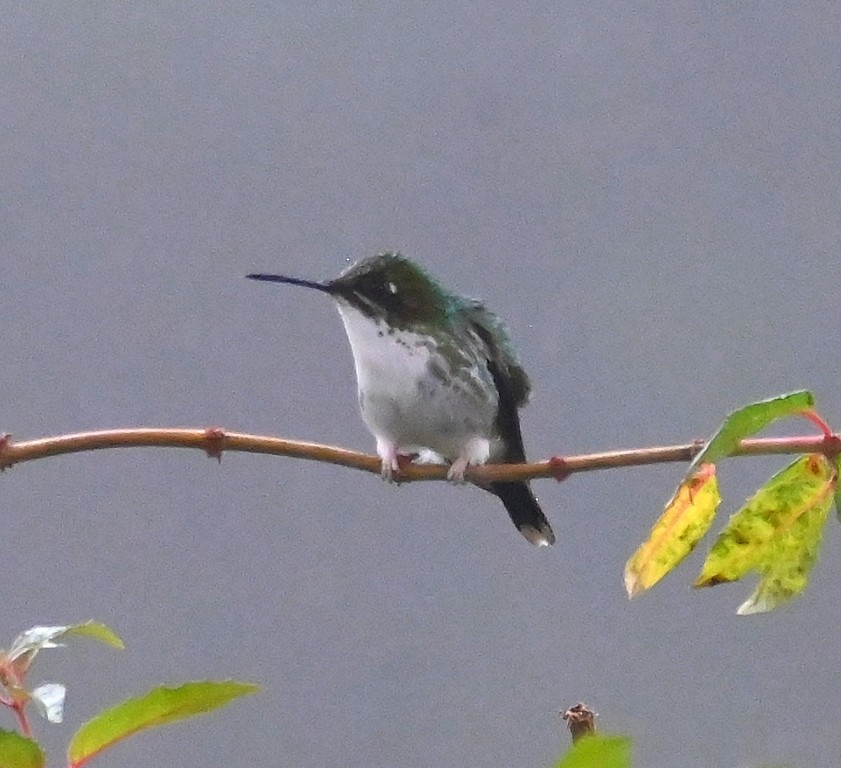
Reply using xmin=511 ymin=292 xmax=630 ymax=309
xmin=361 ymin=368 xmax=495 ymax=458
xmin=337 ymin=310 xmax=497 ymax=459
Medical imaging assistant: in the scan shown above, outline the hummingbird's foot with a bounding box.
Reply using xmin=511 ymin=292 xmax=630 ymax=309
xmin=447 ymin=437 xmax=491 ymax=484
xmin=379 ymin=454 xmax=420 ymax=482
xmin=447 ymin=456 xmax=470 ymax=484
xmin=376 ymin=437 xmax=401 ymax=483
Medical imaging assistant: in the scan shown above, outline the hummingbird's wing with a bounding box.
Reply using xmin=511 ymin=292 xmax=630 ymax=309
xmin=463 ymin=302 xmax=531 ymax=409
xmin=464 ymin=303 xmax=530 ymax=463
xmin=465 ymin=303 xmax=555 ymax=546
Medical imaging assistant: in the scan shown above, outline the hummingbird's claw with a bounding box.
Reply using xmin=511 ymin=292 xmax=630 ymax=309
xmin=380 ymin=457 xmax=400 ymax=482
xmin=448 ymin=439 xmax=489 ymax=484
xmin=377 ymin=446 xmax=420 ymax=483
xmin=447 ymin=456 xmax=470 ymax=484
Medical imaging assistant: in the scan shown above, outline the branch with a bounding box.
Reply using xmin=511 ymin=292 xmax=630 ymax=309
xmin=0 ymin=428 xmax=836 ymax=482
xmin=561 ymin=702 xmax=597 ymax=743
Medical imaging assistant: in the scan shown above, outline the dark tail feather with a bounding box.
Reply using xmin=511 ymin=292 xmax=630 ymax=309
xmin=491 ymin=481 xmax=555 ymax=546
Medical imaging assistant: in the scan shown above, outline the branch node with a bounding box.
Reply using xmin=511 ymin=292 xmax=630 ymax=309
xmin=823 ymin=433 xmax=841 ymax=459
xmin=203 ymin=428 xmax=227 ymax=463
xmin=548 ymin=455 xmax=571 ymax=482
xmin=0 ymin=434 xmax=14 ymax=471
xmin=396 ymin=453 xmax=418 ymax=471
xmin=392 ymin=452 xmax=419 ymax=483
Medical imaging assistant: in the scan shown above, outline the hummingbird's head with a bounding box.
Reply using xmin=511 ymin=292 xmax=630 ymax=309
xmin=329 ymin=252 xmax=449 ymax=327
xmin=248 ymin=252 xmax=450 ymax=330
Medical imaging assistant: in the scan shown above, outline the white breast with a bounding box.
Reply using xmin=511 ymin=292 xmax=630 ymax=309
xmin=335 ymin=303 xmax=498 ymax=460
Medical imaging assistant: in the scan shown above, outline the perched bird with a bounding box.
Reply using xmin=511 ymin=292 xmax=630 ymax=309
xmin=247 ymin=252 xmax=554 ymax=546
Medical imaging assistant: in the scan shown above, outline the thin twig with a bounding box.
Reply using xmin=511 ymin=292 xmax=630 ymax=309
xmin=0 ymin=428 xmax=836 ymax=482
xmin=562 ymin=702 xmax=597 ymax=743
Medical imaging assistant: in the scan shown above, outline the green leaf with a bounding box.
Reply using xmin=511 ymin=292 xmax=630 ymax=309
xmin=690 ymin=390 xmax=815 ymax=470
xmin=554 ymin=735 xmax=632 ymax=768
xmin=625 ymin=463 xmax=720 ymax=596
xmin=0 ymin=730 xmax=45 ymax=768
xmin=695 ymin=454 xmax=835 ymax=613
xmin=68 ymin=680 xmax=259 ymax=768
xmin=63 ymin=622 xmax=125 ymax=650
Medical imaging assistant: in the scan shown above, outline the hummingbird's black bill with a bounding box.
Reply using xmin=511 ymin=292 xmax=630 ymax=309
xmin=246 ymin=273 xmax=334 ymax=294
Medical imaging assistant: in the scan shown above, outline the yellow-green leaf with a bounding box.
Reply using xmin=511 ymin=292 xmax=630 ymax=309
xmin=0 ymin=730 xmax=45 ymax=768
xmin=691 ymin=390 xmax=815 ymax=470
xmin=68 ymin=680 xmax=259 ymax=768
xmin=739 ymin=469 xmax=835 ymax=614
xmin=625 ymin=463 xmax=720 ymax=597
xmin=554 ymin=735 xmax=632 ymax=768
xmin=834 ymin=456 xmax=841 ymax=522
xmin=63 ymin=622 xmax=124 ymax=650
xmin=695 ymin=454 xmax=835 ymax=613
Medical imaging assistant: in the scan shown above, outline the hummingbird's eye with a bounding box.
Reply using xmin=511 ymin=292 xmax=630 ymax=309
xmin=387 ymin=281 xmax=398 ymax=295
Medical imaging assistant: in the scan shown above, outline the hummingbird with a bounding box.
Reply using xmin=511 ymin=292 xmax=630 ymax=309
xmin=247 ymin=252 xmax=555 ymax=546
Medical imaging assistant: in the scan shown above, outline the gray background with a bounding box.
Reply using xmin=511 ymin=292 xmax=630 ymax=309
xmin=3 ymin=4 xmax=840 ymax=767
